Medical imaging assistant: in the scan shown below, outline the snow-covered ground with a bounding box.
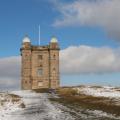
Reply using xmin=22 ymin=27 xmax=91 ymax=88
xmin=0 ymin=87 xmax=120 ymax=120
xmin=0 ymin=92 xmax=23 ymax=120
xmin=75 ymin=86 xmax=120 ymax=98
xmin=0 ymin=90 xmax=74 ymax=120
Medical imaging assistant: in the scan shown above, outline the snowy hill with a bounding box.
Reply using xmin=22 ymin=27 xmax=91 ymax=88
xmin=0 ymin=90 xmax=73 ymax=120
xmin=0 ymin=86 xmax=120 ymax=120
xmin=74 ymin=86 xmax=120 ymax=98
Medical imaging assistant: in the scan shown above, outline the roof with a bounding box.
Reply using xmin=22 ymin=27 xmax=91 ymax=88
xmin=50 ymin=36 xmax=58 ymax=43
xmin=23 ymin=36 xmax=31 ymax=43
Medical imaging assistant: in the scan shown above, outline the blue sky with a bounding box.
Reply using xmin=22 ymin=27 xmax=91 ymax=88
xmin=0 ymin=0 xmax=119 ymax=57
xmin=0 ymin=0 xmax=120 ymax=89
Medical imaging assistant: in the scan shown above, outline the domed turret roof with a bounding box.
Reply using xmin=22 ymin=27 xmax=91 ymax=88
xmin=51 ymin=36 xmax=58 ymax=43
xmin=23 ymin=36 xmax=31 ymax=43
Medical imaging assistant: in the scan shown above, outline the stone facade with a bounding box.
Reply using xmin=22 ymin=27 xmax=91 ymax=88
xmin=20 ymin=36 xmax=60 ymax=90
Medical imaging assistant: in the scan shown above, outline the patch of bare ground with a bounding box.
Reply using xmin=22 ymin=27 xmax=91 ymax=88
xmin=50 ymin=88 xmax=120 ymax=117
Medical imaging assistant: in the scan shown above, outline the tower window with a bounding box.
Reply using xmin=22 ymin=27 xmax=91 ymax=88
xmin=37 ymin=69 xmax=43 ymax=76
xmin=53 ymin=54 xmax=56 ymax=60
xmin=53 ymin=68 xmax=56 ymax=71
xmin=38 ymin=55 xmax=42 ymax=60
xmin=40 ymin=64 xmax=42 ymax=67
xmin=53 ymin=68 xmax=56 ymax=73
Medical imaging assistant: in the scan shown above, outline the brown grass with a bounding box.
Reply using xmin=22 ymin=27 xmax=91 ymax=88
xmin=56 ymin=88 xmax=78 ymax=96
xmin=51 ymin=87 xmax=120 ymax=116
xmin=33 ymin=88 xmax=50 ymax=93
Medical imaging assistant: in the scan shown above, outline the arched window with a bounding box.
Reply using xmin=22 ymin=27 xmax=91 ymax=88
xmin=53 ymin=68 xmax=56 ymax=73
xmin=37 ymin=68 xmax=43 ymax=76
xmin=38 ymin=55 xmax=42 ymax=60
xmin=53 ymin=54 xmax=56 ymax=59
xmin=40 ymin=64 xmax=42 ymax=67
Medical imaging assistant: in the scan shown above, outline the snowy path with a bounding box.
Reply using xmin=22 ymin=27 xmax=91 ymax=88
xmin=0 ymin=91 xmax=74 ymax=120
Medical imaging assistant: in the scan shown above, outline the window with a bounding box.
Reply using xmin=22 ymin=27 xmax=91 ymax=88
xmin=37 ymin=69 xmax=43 ymax=76
xmin=51 ymin=54 xmax=56 ymax=60
xmin=38 ymin=55 xmax=42 ymax=60
xmin=40 ymin=64 xmax=42 ymax=67
xmin=53 ymin=68 xmax=56 ymax=73
xmin=53 ymin=68 xmax=56 ymax=71
xmin=53 ymin=54 xmax=56 ymax=59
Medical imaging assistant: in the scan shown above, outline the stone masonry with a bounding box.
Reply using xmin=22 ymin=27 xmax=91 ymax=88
xmin=20 ymin=36 xmax=60 ymax=90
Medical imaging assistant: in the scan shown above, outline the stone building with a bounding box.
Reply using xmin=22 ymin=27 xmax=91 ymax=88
xmin=20 ymin=36 xmax=60 ymax=90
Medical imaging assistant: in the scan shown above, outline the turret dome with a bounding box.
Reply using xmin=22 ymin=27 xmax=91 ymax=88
xmin=23 ymin=36 xmax=31 ymax=43
xmin=51 ymin=36 xmax=58 ymax=43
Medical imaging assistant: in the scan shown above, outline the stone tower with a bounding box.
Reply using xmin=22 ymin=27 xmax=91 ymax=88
xmin=20 ymin=36 xmax=60 ymax=90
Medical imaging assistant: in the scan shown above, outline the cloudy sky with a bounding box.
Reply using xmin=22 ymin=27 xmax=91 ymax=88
xmin=0 ymin=0 xmax=120 ymax=90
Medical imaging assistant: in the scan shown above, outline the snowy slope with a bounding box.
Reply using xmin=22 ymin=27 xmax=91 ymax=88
xmin=75 ymin=86 xmax=120 ymax=98
xmin=0 ymin=90 xmax=74 ymax=120
xmin=0 ymin=87 xmax=120 ymax=120
xmin=0 ymin=92 xmax=23 ymax=120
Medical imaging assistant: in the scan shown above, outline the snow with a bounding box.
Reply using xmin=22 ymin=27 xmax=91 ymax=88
xmin=0 ymin=92 xmax=23 ymax=120
xmin=0 ymin=87 xmax=120 ymax=120
xmin=0 ymin=90 xmax=74 ymax=120
xmin=75 ymin=86 xmax=120 ymax=98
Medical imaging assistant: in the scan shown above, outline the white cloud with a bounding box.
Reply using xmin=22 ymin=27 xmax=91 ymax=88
xmin=1 ymin=46 xmax=120 ymax=90
xmin=60 ymin=45 xmax=120 ymax=74
xmin=53 ymin=0 xmax=120 ymax=40
xmin=0 ymin=56 xmax=21 ymax=90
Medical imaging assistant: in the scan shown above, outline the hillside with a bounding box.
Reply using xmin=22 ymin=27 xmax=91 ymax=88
xmin=0 ymin=86 xmax=120 ymax=120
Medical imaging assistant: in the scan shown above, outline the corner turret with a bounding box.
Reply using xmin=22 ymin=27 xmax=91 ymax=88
xmin=50 ymin=36 xmax=59 ymax=50
xmin=22 ymin=35 xmax=31 ymax=49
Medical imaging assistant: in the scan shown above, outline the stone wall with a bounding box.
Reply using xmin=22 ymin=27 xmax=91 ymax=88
xmin=21 ymin=41 xmax=60 ymax=90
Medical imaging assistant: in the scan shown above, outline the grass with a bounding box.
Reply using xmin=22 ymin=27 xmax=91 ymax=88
xmin=50 ymin=87 xmax=120 ymax=117
xmin=33 ymin=88 xmax=50 ymax=93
